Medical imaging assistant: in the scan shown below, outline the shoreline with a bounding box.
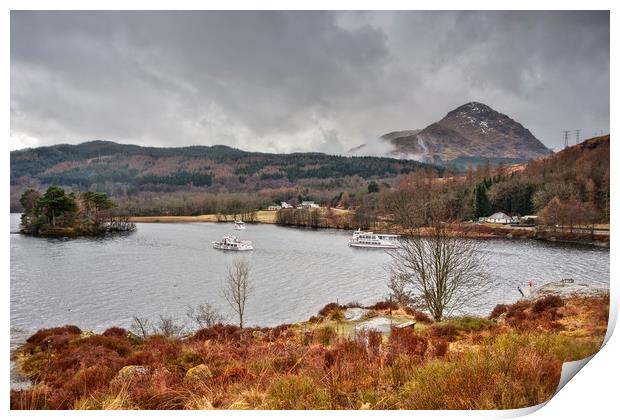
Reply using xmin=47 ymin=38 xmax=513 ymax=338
xmin=128 ymin=213 xmax=609 ymax=248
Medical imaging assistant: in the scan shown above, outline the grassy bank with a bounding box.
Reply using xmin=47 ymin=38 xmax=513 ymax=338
xmin=11 ymin=293 xmax=608 ymax=410
xmin=129 ymin=210 xmax=279 ymax=224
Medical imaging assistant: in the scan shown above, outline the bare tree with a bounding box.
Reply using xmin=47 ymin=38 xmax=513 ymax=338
xmin=387 ymin=273 xmax=414 ymax=307
xmin=130 ymin=316 xmax=152 ymax=339
xmin=155 ymin=314 xmax=186 ymax=338
xmin=222 ymin=258 xmax=253 ymax=328
xmin=186 ymin=303 xmax=224 ymax=329
xmin=387 ymin=222 xmax=492 ymax=321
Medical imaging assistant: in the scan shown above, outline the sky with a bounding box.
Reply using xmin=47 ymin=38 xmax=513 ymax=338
xmin=10 ymin=11 xmax=610 ymax=154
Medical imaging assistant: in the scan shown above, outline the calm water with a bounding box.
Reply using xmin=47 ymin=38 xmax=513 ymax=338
xmin=10 ymin=213 xmax=609 ymax=337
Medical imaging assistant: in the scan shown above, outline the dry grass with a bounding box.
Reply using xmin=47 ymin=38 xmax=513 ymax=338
xmin=129 ymin=210 xmax=278 ymax=224
xmin=11 ymin=295 xmax=608 ymax=410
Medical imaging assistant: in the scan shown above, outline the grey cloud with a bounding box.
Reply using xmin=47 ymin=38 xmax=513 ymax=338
xmin=10 ymin=11 xmax=609 ymax=153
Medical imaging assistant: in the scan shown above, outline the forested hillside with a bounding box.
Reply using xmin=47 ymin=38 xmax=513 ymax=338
xmin=354 ymin=135 xmax=610 ymax=230
xmin=10 ymin=140 xmax=437 ymax=212
xmin=11 ymin=136 xmax=609 ymax=226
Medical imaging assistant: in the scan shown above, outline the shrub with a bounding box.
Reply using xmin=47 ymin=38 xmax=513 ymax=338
xmin=428 ymin=324 xmax=458 ymax=342
xmin=219 ymin=362 xmax=251 ymax=384
xmin=505 ymin=300 xmax=530 ymax=320
xmin=318 ymin=302 xmax=344 ymax=317
xmin=63 ymin=364 xmax=118 ymax=398
xmin=315 ymin=326 xmax=337 ymax=346
xmin=449 ymin=317 xmax=495 ymax=332
xmin=533 ymin=295 xmax=564 ymax=313
xmin=193 ymin=324 xmax=242 ymax=342
xmin=389 ymin=354 xmax=416 ymax=387
xmin=431 ymin=339 xmax=449 ymax=358
xmin=82 ymin=335 xmax=133 ymax=357
xmin=269 ymin=324 xmax=293 ymax=340
xmin=10 ymin=385 xmax=49 ymax=410
xmin=404 ymin=308 xmax=433 ymax=323
xmin=103 ymin=327 xmax=128 ymax=337
xmin=389 ymin=328 xmax=428 ymax=359
xmin=489 ymin=304 xmax=508 ymax=319
xmin=26 ymin=325 xmax=81 ymax=346
xmin=177 ymin=350 xmax=204 ymax=370
xmin=267 ymin=375 xmax=329 ymax=409
xmin=399 ymin=333 xmax=569 ymax=409
xmin=368 ymin=300 xmax=399 ymax=311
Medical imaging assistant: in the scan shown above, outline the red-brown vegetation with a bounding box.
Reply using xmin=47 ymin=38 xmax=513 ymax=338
xmin=11 ymin=294 xmax=608 ymax=410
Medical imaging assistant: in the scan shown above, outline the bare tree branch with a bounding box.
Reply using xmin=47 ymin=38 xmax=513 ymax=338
xmin=130 ymin=316 xmax=152 ymax=339
xmin=186 ymin=303 xmax=224 ymax=329
xmin=155 ymin=314 xmax=186 ymax=338
xmin=221 ymin=258 xmax=253 ymax=328
xmin=387 ymin=221 xmax=492 ymax=321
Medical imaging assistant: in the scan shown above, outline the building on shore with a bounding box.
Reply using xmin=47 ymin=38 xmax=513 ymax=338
xmin=280 ymin=202 xmax=293 ymax=209
xmin=298 ymin=201 xmax=320 ymax=209
xmin=478 ymin=212 xmax=520 ymax=224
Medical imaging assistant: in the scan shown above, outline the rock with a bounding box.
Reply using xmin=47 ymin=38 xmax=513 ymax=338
xmin=126 ymin=331 xmax=144 ymax=344
xmin=114 ymin=365 xmax=150 ymax=382
xmin=185 ymin=364 xmax=212 ymax=380
xmin=344 ymin=307 xmax=370 ymax=321
xmin=252 ymin=330 xmax=266 ymax=339
xmin=529 ymin=279 xmax=608 ymax=299
xmin=80 ymin=330 xmax=95 ymax=339
xmin=357 ymin=317 xmax=393 ymax=334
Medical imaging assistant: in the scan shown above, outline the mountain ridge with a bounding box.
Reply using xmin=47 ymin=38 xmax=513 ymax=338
xmin=383 ymin=102 xmax=552 ymax=163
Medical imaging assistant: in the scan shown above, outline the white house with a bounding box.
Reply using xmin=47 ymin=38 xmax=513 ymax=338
xmin=280 ymin=202 xmax=293 ymax=209
xmin=299 ymin=201 xmax=320 ymax=209
xmin=267 ymin=205 xmax=281 ymax=211
xmin=485 ymin=211 xmax=514 ymax=225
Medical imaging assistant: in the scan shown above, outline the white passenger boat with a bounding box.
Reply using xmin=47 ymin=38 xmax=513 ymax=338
xmin=234 ymin=220 xmax=246 ymax=230
xmin=212 ymin=235 xmax=253 ymax=251
xmin=348 ymin=229 xmax=400 ymax=249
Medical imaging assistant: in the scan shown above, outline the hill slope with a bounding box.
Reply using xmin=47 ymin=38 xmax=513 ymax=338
xmin=383 ymin=102 xmax=552 ymax=165
xmin=10 ymin=140 xmax=436 ymax=197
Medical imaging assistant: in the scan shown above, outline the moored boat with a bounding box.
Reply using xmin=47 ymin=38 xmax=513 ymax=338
xmin=348 ymin=229 xmax=400 ymax=249
xmin=213 ymin=235 xmax=253 ymax=251
xmin=234 ymin=220 xmax=246 ymax=230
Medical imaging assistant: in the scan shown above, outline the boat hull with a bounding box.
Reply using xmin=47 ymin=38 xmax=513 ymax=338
xmin=348 ymin=242 xmax=399 ymax=249
xmin=213 ymin=243 xmax=253 ymax=251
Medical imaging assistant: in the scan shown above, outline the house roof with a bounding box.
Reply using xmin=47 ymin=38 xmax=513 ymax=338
xmin=489 ymin=212 xmax=509 ymax=219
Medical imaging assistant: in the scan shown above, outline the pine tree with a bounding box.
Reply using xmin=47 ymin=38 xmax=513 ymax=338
xmin=473 ymin=183 xmax=491 ymax=218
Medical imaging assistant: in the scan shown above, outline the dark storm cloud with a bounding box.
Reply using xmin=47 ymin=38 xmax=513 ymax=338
xmin=10 ymin=11 xmax=609 ymax=153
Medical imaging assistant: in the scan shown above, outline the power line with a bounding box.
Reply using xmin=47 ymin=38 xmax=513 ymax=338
xmin=563 ymin=130 xmax=570 ymax=149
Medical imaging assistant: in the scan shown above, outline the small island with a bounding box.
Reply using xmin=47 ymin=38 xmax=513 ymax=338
xmin=19 ymin=186 xmax=135 ymax=237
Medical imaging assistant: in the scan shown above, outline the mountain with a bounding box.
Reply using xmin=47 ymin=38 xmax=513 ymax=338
xmin=382 ymin=102 xmax=552 ymax=166
xmin=10 ymin=140 xmax=437 ymax=201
